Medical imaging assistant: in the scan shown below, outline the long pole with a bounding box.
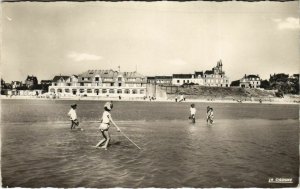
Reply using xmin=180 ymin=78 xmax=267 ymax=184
xmin=120 ymin=131 xmax=141 ymax=150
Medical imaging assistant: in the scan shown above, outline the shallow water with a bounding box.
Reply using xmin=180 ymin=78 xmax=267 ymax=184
xmin=1 ymin=99 xmax=299 ymax=187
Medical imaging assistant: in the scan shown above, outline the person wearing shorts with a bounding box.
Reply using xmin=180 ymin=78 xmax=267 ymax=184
xmin=95 ymin=102 xmax=120 ymax=150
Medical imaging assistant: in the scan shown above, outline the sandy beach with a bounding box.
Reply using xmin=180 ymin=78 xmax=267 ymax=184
xmin=1 ymin=94 xmax=299 ymax=105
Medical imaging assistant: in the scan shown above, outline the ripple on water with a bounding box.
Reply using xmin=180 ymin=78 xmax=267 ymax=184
xmin=1 ymin=118 xmax=299 ymax=188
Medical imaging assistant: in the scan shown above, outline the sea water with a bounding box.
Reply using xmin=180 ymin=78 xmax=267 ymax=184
xmin=1 ymin=99 xmax=299 ymax=187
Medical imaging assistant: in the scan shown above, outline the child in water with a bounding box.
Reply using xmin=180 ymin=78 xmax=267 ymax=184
xmin=206 ymin=106 xmax=214 ymax=125
xmin=68 ymin=104 xmax=79 ymax=130
xmin=95 ymin=102 xmax=120 ymax=150
xmin=189 ymin=104 xmax=196 ymax=123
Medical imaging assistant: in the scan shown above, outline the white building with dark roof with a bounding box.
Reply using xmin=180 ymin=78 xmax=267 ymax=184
xmin=49 ymin=70 xmax=147 ymax=97
xmin=240 ymin=74 xmax=261 ymax=88
xmin=170 ymin=60 xmax=229 ymax=87
xmin=172 ymin=74 xmax=193 ymax=85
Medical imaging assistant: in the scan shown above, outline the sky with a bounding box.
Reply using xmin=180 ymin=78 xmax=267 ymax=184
xmin=1 ymin=1 xmax=299 ymax=82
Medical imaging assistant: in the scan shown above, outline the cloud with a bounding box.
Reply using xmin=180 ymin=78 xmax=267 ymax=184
xmin=67 ymin=52 xmax=103 ymax=62
xmin=273 ymin=17 xmax=300 ymax=30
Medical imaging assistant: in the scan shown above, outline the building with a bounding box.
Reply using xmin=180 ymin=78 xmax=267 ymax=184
xmin=155 ymin=76 xmax=172 ymax=85
xmin=239 ymin=74 xmax=261 ymax=88
xmin=11 ymin=81 xmax=22 ymax=89
xmin=191 ymin=71 xmax=204 ymax=85
xmin=49 ymin=70 xmax=147 ymax=97
xmin=203 ymin=60 xmax=230 ymax=87
xmin=172 ymin=74 xmax=193 ymax=86
xmin=146 ymin=76 xmax=172 ymax=86
xmin=41 ymin=80 xmax=52 ymax=85
xmin=25 ymin=75 xmax=38 ymax=88
xmin=170 ymin=60 xmax=229 ymax=87
xmin=146 ymin=76 xmax=156 ymax=84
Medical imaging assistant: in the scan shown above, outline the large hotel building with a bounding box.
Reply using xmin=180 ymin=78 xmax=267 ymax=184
xmin=49 ymin=70 xmax=147 ymax=97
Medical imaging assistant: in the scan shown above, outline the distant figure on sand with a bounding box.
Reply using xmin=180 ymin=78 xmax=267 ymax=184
xmin=206 ymin=106 xmax=214 ymax=125
xmin=189 ymin=104 xmax=196 ymax=123
xmin=95 ymin=102 xmax=120 ymax=150
xmin=68 ymin=104 xmax=82 ymax=130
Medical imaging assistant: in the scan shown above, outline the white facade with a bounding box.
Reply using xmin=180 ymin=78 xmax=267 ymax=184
xmin=49 ymin=70 xmax=147 ymax=98
xmin=203 ymin=74 xmax=230 ymax=87
xmin=171 ymin=60 xmax=230 ymax=87
xmin=240 ymin=75 xmax=261 ymax=88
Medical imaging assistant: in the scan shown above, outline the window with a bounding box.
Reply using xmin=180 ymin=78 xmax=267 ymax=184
xmin=65 ymin=89 xmax=70 ymax=93
xmin=87 ymin=89 xmax=92 ymax=93
xmin=110 ymin=83 xmax=114 ymax=87
xmin=102 ymin=89 xmax=107 ymax=93
xmin=118 ymin=77 xmax=122 ymax=81
xmin=95 ymin=77 xmax=99 ymax=82
xmin=80 ymin=83 xmax=84 ymax=86
xmin=117 ymin=89 xmax=122 ymax=94
xmin=57 ymin=89 xmax=62 ymax=93
xmin=132 ymin=89 xmax=137 ymax=94
xmin=50 ymin=88 xmax=55 ymax=93
xmin=177 ymin=80 xmax=180 ymax=83
xmin=109 ymin=89 xmax=115 ymax=93
xmin=94 ymin=89 xmax=99 ymax=94
xmin=80 ymin=89 xmax=85 ymax=93
xmin=125 ymin=89 xmax=130 ymax=94
xmin=118 ymin=83 xmax=122 ymax=87
xmin=140 ymin=89 xmax=144 ymax=94
xmin=67 ymin=83 xmax=71 ymax=86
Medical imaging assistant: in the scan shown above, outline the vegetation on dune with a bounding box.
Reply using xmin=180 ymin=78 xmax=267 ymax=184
xmin=167 ymin=85 xmax=275 ymax=100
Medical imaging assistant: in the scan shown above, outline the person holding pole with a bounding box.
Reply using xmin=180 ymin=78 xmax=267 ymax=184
xmin=94 ymin=101 xmax=142 ymax=150
xmin=95 ymin=102 xmax=120 ymax=150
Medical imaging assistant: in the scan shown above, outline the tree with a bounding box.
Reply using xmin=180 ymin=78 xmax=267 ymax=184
xmin=260 ymin=80 xmax=270 ymax=89
xmin=230 ymin=80 xmax=240 ymax=87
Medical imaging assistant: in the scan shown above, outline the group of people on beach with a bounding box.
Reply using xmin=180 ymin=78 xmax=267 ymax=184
xmin=68 ymin=102 xmax=120 ymax=150
xmin=189 ymin=104 xmax=214 ymax=124
xmin=68 ymin=101 xmax=214 ymax=150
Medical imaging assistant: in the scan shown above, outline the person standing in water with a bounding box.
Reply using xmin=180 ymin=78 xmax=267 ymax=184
xmin=189 ymin=104 xmax=196 ymax=123
xmin=68 ymin=104 xmax=83 ymax=130
xmin=95 ymin=102 xmax=120 ymax=150
xmin=206 ymin=106 xmax=214 ymax=125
